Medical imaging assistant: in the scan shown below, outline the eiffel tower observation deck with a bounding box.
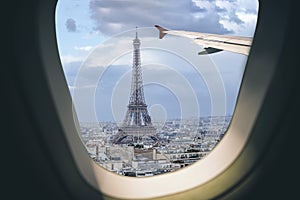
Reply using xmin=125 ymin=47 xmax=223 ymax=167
xmin=112 ymin=28 xmax=159 ymax=145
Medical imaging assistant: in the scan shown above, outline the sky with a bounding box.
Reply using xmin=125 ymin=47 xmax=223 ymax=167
xmin=55 ymin=0 xmax=259 ymax=123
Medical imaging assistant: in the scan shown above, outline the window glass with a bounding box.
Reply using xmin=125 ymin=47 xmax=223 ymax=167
xmin=55 ymin=0 xmax=258 ymax=177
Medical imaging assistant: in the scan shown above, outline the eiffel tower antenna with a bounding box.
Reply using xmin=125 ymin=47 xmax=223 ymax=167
xmin=135 ymin=26 xmax=138 ymax=38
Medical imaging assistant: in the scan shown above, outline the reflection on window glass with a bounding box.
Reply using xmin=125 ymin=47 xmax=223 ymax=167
xmin=55 ymin=0 xmax=258 ymax=177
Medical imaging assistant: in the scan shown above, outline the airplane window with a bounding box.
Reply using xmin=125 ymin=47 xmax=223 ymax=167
xmin=55 ymin=0 xmax=258 ymax=180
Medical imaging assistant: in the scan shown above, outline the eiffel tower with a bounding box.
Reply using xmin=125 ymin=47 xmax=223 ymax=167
xmin=112 ymin=28 xmax=159 ymax=145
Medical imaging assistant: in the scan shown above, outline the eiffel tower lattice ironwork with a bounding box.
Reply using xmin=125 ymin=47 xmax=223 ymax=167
xmin=112 ymin=28 xmax=159 ymax=145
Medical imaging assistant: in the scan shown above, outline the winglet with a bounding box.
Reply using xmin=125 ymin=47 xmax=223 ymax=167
xmin=154 ymin=25 xmax=168 ymax=39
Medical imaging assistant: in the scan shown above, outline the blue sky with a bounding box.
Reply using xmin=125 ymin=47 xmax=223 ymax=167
xmin=55 ymin=0 xmax=258 ymax=123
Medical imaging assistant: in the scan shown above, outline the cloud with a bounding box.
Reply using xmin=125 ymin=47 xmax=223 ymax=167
xmin=66 ymin=18 xmax=77 ymax=32
xmin=61 ymin=55 xmax=85 ymax=64
xmin=89 ymin=0 xmax=231 ymax=36
xmin=215 ymin=0 xmax=259 ymax=36
xmin=75 ymin=45 xmax=94 ymax=51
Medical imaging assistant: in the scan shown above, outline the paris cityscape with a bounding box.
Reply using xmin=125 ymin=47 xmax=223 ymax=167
xmin=80 ymin=116 xmax=231 ymax=177
xmin=79 ymin=30 xmax=232 ymax=177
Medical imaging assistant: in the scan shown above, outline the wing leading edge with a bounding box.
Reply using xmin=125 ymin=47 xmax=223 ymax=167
xmin=155 ymin=25 xmax=253 ymax=55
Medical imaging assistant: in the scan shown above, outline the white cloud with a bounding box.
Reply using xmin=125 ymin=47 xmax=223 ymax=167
xmin=216 ymin=0 xmax=259 ymax=36
xmin=74 ymin=45 xmax=94 ymax=51
xmin=88 ymin=0 xmax=259 ymax=39
xmin=61 ymin=55 xmax=85 ymax=64
xmin=89 ymin=0 xmax=230 ymax=35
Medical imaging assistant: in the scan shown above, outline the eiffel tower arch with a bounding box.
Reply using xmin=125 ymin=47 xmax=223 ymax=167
xmin=112 ymin=28 xmax=159 ymax=145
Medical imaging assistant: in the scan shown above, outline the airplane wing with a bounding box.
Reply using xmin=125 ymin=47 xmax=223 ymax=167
xmin=155 ymin=25 xmax=252 ymax=55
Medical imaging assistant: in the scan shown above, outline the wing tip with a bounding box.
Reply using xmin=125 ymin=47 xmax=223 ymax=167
xmin=154 ymin=25 xmax=168 ymax=39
